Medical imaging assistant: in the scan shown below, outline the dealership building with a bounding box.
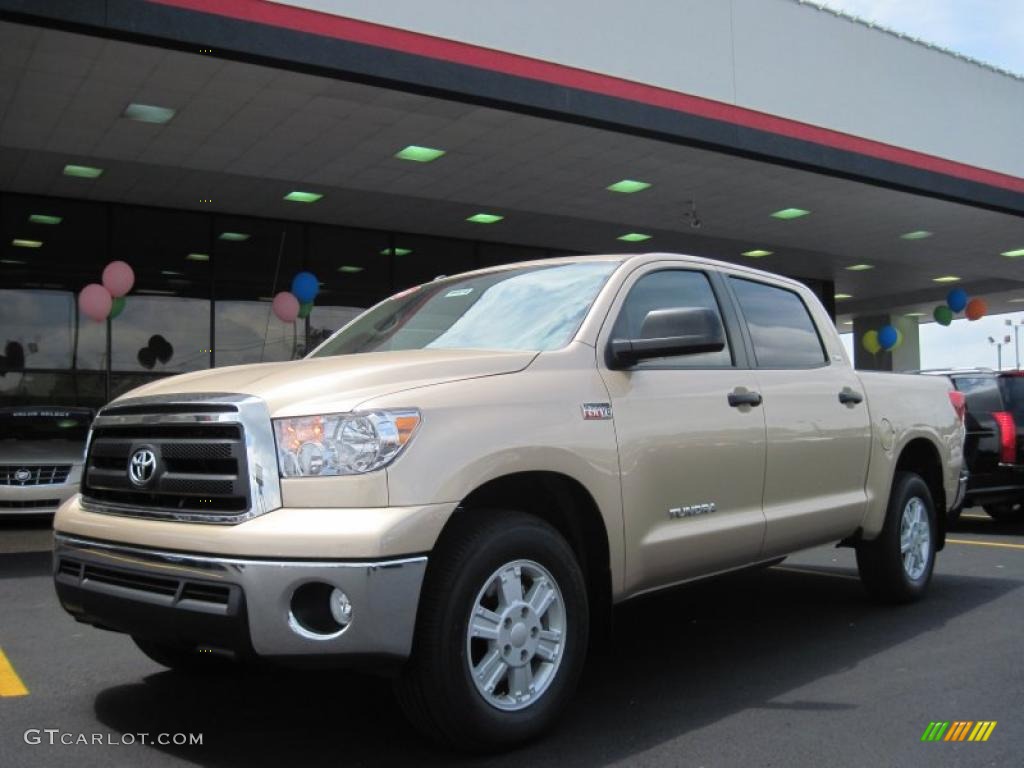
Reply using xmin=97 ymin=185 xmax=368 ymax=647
xmin=0 ymin=0 xmax=1022 ymax=408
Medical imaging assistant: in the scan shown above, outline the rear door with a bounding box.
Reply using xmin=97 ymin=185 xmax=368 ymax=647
xmin=597 ymin=264 xmax=767 ymax=595
xmin=724 ymin=275 xmax=872 ymax=557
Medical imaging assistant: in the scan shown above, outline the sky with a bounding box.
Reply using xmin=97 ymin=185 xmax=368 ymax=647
xmin=818 ymin=0 xmax=1024 ymax=76
xmin=840 ymin=310 xmax=1024 ymax=370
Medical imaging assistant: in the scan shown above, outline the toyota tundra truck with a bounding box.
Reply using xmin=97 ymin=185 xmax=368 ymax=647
xmin=53 ymin=253 xmax=966 ymax=750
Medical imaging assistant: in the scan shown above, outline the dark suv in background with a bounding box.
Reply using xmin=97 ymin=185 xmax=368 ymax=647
xmin=923 ymin=369 xmax=1024 ymax=521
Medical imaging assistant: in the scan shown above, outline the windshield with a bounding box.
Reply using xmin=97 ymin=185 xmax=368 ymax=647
xmin=0 ymin=407 xmax=93 ymax=441
xmin=311 ymin=261 xmax=618 ymax=357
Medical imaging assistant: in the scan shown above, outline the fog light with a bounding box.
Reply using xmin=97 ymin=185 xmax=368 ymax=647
xmin=330 ymin=588 xmax=353 ymax=627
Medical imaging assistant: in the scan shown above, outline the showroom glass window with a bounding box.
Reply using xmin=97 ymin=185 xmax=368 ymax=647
xmin=729 ymin=278 xmax=827 ymax=368
xmin=611 ymin=270 xmax=733 ymax=368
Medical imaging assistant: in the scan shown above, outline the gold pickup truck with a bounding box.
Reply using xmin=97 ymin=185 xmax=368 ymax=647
xmin=53 ymin=253 xmax=966 ymax=750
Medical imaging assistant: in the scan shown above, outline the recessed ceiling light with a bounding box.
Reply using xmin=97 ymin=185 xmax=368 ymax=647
xmin=186 ymin=252 xmax=210 ymax=262
xmin=283 ymin=190 xmax=323 ymax=203
xmin=905 ymin=312 xmax=926 ymax=317
xmin=1 ymin=258 xmax=26 ymax=265
xmin=28 ymin=214 xmax=62 ymax=225
xmin=1001 ymin=248 xmax=1024 ymax=258
xmin=395 ymin=145 xmax=446 ymax=162
xmin=123 ymin=103 xmax=176 ymax=124
xmin=1009 ymin=298 xmax=1024 ymax=303
xmin=467 ymin=213 xmax=503 ymax=224
xmin=618 ymin=233 xmax=652 ymax=242
xmin=845 ymin=264 xmax=874 ymax=271
xmin=900 ymin=230 xmax=932 ymax=240
xmin=380 ymin=247 xmax=413 ymax=256
xmin=771 ymin=208 xmax=810 ymax=220
xmin=741 ymin=249 xmax=773 ymax=258
xmin=161 ymin=269 xmax=183 ymax=276
xmin=63 ymin=164 xmax=103 ymax=179
xmin=218 ymin=232 xmax=250 ymax=242
xmin=607 ymin=179 xmax=652 ymax=194
xmin=11 ymin=239 xmax=42 ymax=248
xmin=834 ymin=293 xmax=853 ymax=300
xmin=842 ymin=320 xmax=854 ymax=325
xmin=933 ymin=276 xmax=960 ymax=283
xmin=338 ymin=265 xmax=364 ymax=273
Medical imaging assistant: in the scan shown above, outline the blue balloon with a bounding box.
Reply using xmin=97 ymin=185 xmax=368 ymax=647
xmin=291 ymin=271 xmax=319 ymax=303
xmin=878 ymin=325 xmax=899 ymax=351
xmin=946 ymin=288 xmax=968 ymax=313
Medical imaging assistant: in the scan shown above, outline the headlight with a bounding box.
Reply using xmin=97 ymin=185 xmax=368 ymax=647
xmin=273 ymin=409 xmax=421 ymax=477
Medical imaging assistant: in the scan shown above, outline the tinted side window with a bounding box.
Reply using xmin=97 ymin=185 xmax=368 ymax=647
xmin=998 ymin=376 xmax=1024 ymax=420
xmin=729 ymin=278 xmax=827 ymax=368
xmin=953 ymin=377 xmax=1004 ymax=413
xmin=611 ymin=270 xmax=732 ymax=368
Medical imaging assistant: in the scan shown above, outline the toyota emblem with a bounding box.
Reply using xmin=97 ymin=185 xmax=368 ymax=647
xmin=13 ymin=468 xmax=32 ymax=483
xmin=128 ymin=448 xmax=157 ymax=487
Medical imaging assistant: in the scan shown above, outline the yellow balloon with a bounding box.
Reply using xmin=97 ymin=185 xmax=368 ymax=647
xmin=862 ymin=330 xmax=881 ymax=354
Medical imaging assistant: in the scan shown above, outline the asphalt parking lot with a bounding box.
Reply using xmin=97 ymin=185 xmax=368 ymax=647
xmin=0 ymin=511 xmax=1021 ymax=768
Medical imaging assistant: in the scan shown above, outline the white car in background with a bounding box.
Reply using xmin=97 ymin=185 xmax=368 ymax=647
xmin=0 ymin=407 xmax=93 ymax=515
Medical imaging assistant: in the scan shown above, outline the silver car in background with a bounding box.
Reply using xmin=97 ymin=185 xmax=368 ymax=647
xmin=0 ymin=407 xmax=93 ymax=515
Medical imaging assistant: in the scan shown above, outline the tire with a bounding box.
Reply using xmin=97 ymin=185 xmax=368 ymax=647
xmin=132 ymin=636 xmax=241 ymax=674
xmin=983 ymin=502 xmax=1024 ymax=522
xmin=856 ymin=471 xmax=937 ymax=604
xmin=395 ymin=511 xmax=589 ymax=752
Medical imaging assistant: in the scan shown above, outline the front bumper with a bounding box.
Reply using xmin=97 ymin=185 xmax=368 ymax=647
xmin=54 ymin=534 xmax=426 ymax=661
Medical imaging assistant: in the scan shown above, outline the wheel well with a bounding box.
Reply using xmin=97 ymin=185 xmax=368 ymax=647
xmin=895 ymin=438 xmax=947 ymax=548
xmin=441 ymin=472 xmax=613 ymax=647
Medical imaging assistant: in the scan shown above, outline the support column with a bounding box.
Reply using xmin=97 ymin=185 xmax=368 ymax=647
xmin=852 ymin=314 xmax=921 ymax=372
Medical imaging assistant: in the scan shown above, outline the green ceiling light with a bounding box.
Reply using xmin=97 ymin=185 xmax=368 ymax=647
xmin=283 ymin=190 xmax=323 ymax=203
xmin=123 ymin=103 xmax=176 ymax=124
xmin=11 ymin=238 xmax=42 ymax=248
xmin=395 ymin=145 xmax=446 ymax=162
xmin=845 ymin=264 xmax=874 ymax=271
xmin=218 ymin=232 xmax=250 ymax=242
xmin=900 ymin=230 xmax=932 ymax=240
xmin=161 ymin=269 xmax=183 ymax=276
xmin=380 ymin=247 xmax=413 ymax=256
xmin=933 ymin=275 xmax=960 ymax=283
xmin=186 ymin=252 xmax=210 ymax=262
xmin=338 ymin=265 xmax=364 ymax=273
xmin=834 ymin=293 xmax=852 ymax=300
xmin=770 ymin=208 xmax=810 ymax=220
xmin=741 ymin=249 xmax=773 ymax=258
xmin=905 ymin=312 xmax=926 ymax=317
xmin=28 ymin=214 xmax=62 ymax=225
xmin=467 ymin=213 xmax=503 ymax=224
xmin=1 ymin=258 xmax=27 ymax=265
xmin=607 ymin=179 xmax=652 ymax=194
xmin=1001 ymin=248 xmax=1024 ymax=258
xmin=63 ymin=164 xmax=103 ymax=179
xmin=617 ymin=233 xmax=652 ymax=242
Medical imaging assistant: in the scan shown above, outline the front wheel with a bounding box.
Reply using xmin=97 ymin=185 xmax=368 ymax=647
xmin=856 ymin=471 xmax=937 ymax=603
xmin=395 ymin=511 xmax=589 ymax=752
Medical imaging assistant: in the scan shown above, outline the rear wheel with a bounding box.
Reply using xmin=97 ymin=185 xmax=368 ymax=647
xmin=983 ymin=502 xmax=1024 ymax=522
xmin=856 ymin=471 xmax=936 ymax=603
xmin=395 ymin=511 xmax=588 ymax=752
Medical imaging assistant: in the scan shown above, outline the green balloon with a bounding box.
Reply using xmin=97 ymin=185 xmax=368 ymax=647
xmin=933 ymin=305 xmax=953 ymax=326
xmin=298 ymin=301 xmax=314 ymax=319
xmin=109 ymin=296 xmax=126 ymax=319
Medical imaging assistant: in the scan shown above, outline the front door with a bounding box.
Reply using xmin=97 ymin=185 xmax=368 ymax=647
xmin=598 ymin=265 xmax=768 ymax=596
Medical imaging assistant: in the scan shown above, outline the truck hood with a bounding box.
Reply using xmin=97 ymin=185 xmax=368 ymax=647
xmin=117 ymin=348 xmax=538 ymax=416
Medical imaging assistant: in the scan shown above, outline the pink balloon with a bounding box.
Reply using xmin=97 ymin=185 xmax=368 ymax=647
xmin=272 ymin=291 xmax=300 ymax=323
xmin=102 ymin=260 xmax=135 ymax=297
xmin=79 ymin=283 xmax=113 ymax=322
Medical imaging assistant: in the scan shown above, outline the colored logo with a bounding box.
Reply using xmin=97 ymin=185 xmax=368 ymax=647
xmin=581 ymin=403 xmax=613 ymax=420
xmin=128 ymin=448 xmax=157 ymax=487
xmin=921 ymin=721 xmax=997 ymax=742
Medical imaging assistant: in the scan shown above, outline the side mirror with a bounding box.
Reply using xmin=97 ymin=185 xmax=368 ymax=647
xmin=607 ymin=307 xmax=726 ymax=369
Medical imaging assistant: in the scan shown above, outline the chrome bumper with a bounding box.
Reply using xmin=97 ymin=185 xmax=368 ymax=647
xmin=54 ymin=534 xmax=426 ymax=660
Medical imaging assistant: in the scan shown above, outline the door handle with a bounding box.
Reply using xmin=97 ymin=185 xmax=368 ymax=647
xmin=728 ymin=391 xmax=763 ymax=408
xmin=838 ymin=389 xmax=864 ymax=405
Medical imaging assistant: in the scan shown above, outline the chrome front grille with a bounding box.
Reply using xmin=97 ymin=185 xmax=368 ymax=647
xmin=79 ymin=394 xmax=282 ymax=524
xmin=0 ymin=464 xmax=72 ymax=485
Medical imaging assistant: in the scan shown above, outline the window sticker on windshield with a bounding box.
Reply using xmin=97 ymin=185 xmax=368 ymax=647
xmin=445 ymin=288 xmax=473 ymax=298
